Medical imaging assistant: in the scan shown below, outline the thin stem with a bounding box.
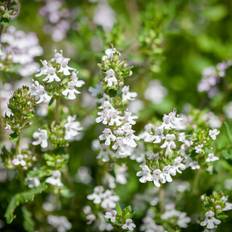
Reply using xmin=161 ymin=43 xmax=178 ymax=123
xmin=15 ymin=133 xmax=21 ymax=154
xmin=193 ymin=169 xmax=201 ymax=195
xmin=159 ymin=187 xmax=165 ymax=213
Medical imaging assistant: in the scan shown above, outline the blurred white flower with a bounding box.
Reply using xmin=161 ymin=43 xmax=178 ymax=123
xmin=144 ymin=80 xmax=167 ymax=104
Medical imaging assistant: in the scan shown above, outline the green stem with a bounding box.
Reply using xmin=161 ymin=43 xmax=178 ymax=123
xmin=159 ymin=187 xmax=165 ymax=213
xmin=193 ymin=170 xmax=201 ymax=195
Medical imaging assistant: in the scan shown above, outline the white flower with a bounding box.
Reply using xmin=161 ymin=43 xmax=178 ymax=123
xmin=224 ymin=101 xmax=232 ymax=119
xmin=97 ymin=213 xmax=114 ymax=231
xmin=101 ymin=190 xmax=119 ymax=209
xmin=206 ymin=153 xmax=219 ymax=162
xmin=140 ymin=210 xmax=165 ymax=232
xmin=1 ymin=26 xmax=43 ymax=77
xmin=221 ymin=196 xmax=232 ymax=211
xmin=209 ymin=129 xmax=220 ymax=140
xmin=27 ymin=177 xmax=40 ymax=188
xmin=152 ymin=169 xmax=163 ymax=187
xmin=223 ymin=202 xmax=232 ymax=211
xmin=144 ymin=80 xmax=167 ymax=104
xmin=96 ymin=100 xmax=122 ymax=126
xmin=102 ymin=48 xmax=117 ymax=60
xmin=195 ymin=144 xmax=203 ymax=153
xmin=137 ymin=165 xmax=153 ymax=183
xmin=200 ymin=211 xmax=221 ymax=230
xmin=99 ymin=128 xmax=116 ymax=146
xmin=188 ymin=161 xmax=200 ymax=170
xmin=105 ymin=210 xmax=117 ymax=222
xmin=64 ymin=116 xmax=82 ymax=141
xmin=83 ymin=206 xmax=96 ymax=224
xmin=32 ymin=129 xmax=48 ymax=148
xmin=31 ymin=80 xmax=51 ymax=104
xmin=202 ymin=112 xmax=222 ymax=129
xmin=39 ymin=0 xmax=71 ymax=41
xmin=162 ymin=111 xmax=186 ymax=130
xmin=128 ymin=99 xmax=144 ymax=114
xmin=87 ymin=186 xmax=104 ymax=204
xmin=161 ymin=134 xmax=176 ymax=154
xmin=162 ymin=204 xmax=190 ymax=228
xmin=48 ymin=215 xmax=71 ymax=232
xmin=12 ymin=154 xmax=26 ymax=167
xmin=162 ymin=165 xmax=173 ymax=183
xmin=123 ymin=111 xmax=137 ymax=125
xmin=122 ymin=86 xmax=137 ymax=103
xmin=62 ymin=72 xmax=85 ymax=100
xmin=94 ymin=0 xmax=115 ymax=31
xmin=172 ymin=157 xmax=186 ymax=174
xmin=75 ymin=166 xmax=92 ymax=184
xmin=115 ymin=164 xmax=127 ymax=184
xmin=104 ymin=69 xmax=118 ymax=87
xmin=198 ymin=61 xmax=232 ymax=94
xmin=177 ymin=212 xmax=191 ymax=228
xmin=46 ymin=170 xmax=63 ymax=187
xmin=37 ymin=60 xmax=61 ymax=83
xmin=122 ymin=219 xmax=136 ymax=231
xmin=87 ymin=186 xmax=119 ymax=209
xmin=53 ymin=50 xmax=73 ymax=76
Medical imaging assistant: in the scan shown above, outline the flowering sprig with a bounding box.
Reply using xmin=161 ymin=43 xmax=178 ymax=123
xmin=93 ymin=48 xmax=138 ymax=161
xmin=39 ymin=0 xmax=74 ymax=42
xmin=198 ymin=61 xmax=232 ymax=97
xmin=136 ymin=110 xmax=220 ymax=187
xmin=0 ymin=26 xmax=43 ymax=77
xmin=200 ymin=192 xmax=232 ymax=230
xmin=85 ymin=186 xmax=136 ymax=231
xmin=33 ymin=50 xmax=84 ymax=103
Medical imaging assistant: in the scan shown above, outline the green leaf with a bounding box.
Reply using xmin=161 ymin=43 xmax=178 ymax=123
xmin=5 ymin=184 xmax=47 ymax=224
xmin=22 ymin=207 xmax=35 ymax=232
xmin=116 ymin=204 xmax=122 ymax=217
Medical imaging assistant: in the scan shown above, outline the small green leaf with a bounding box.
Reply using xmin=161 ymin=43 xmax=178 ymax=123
xmin=22 ymin=207 xmax=35 ymax=232
xmin=5 ymin=184 xmax=47 ymax=224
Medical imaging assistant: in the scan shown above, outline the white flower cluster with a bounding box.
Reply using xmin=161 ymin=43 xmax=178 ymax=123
xmin=140 ymin=210 xmax=165 ymax=232
xmin=32 ymin=50 xmax=84 ymax=104
xmin=31 ymin=81 xmax=51 ymax=105
xmin=137 ymin=157 xmax=186 ymax=187
xmin=46 ymin=170 xmax=63 ymax=187
xmin=1 ymin=26 xmax=43 ymax=76
xmin=87 ymin=186 xmax=119 ymax=210
xmin=93 ymin=0 xmax=115 ymax=32
xmin=95 ymin=48 xmax=138 ymax=161
xmin=200 ymin=194 xmax=232 ymax=230
xmin=85 ymin=185 xmax=135 ymax=231
xmin=40 ymin=0 xmax=72 ymax=41
xmin=47 ymin=215 xmax=72 ymax=232
xmin=198 ymin=61 xmax=232 ymax=97
xmin=12 ymin=153 xmax=36 ymax=170
xmin=136 ymin=111 xmax=220 ymax=187
xmin=200 ymin=211 xmax=221 ymax=230
xmin=32 ymin=115 xmax=82 ymax=148
xmin=122 ymin=219 xmax=136 ymax=231
xmin=96 ymin=100 xmax=137 ymax=158
xmin=83 ymin=206 xmax=96 ymax=225
xmin=161 ymin=204 xmax=191 ymax=228
xmin=64 ymin=116 xmax=82 ymax=141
